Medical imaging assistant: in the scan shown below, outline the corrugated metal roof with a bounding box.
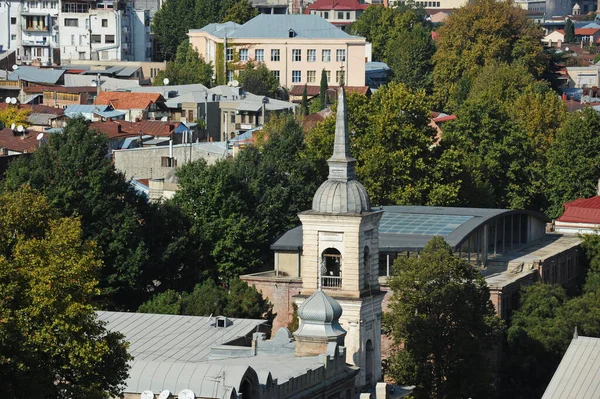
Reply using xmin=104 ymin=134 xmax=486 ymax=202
xmin=94 ymin=109 xmax=126 ymax=118
xmin=189 ymin=21 xmax=242 ymax=38
xmin=97 ymin=311 xmax=266 ymax=363
xmin=225 ymin=14 xmax=359 ymax=39
xmin=116 ymin=66 xmax=141 ymax=77
xmin=65 ymin=104 xmax=110 ymax=114
xmin=558 ymin=196 xmax=600 ymax=223
xmin=8 ymin=66 xmax=64 ymax=84
xmin=542 ymin=336 xmax=600 ymax=399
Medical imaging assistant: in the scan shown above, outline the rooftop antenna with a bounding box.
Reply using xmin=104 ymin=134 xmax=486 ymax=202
xmin=10 ymin=97 xmax=17 ymax=105
xmin=4 ymin=98 xmax=10 ymax=104
xmin=162 ymin=77 xmax=169 ymax=99
xmin=16 ymin=125 xmax=24 ymax=138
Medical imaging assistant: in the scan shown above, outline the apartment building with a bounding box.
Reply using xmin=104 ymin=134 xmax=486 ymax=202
xmin=188 ymin=14 xmax=368 ymax=88
xmin=0 ymin=0 xmax=152 ymax=66
xmin=0 ymin=0 xmax=60 ymax=65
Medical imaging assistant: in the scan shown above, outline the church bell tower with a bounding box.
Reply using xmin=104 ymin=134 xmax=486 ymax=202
xmin=296 ymin=87 xmax=384 ymax=387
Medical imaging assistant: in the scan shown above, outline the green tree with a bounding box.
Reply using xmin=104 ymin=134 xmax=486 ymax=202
xmin=3 ymin=117 xmax=202 ymax=309
xmin=0 ymin=186 xmax=130 ymax=398
xmin=0 ymin=105 xmax=30 ymax=129
xmin=545 ymin=107 xmax=600 ymax=218
xmin=154 ymin=40 xmax=213 ymax=86
xmin=386 ymin=23 xmax=435 ymax=92
xmin=565 ymin=18 xmax=575 ymax=43
xmin=442 ymin=63 xmax=565 ymax=209
xmin=386 ymin=237 xmax=503 ymax=399
xmin=138 ymin=278 xmax=272 ymax=320
xmin=305 ymin=83 xmax=460 ymax=206
xmin=175 ymin=115 xmax=318 ymax=279
xmin=221 ymin=0 xmax=257 ymax=24
xmin=239 ymin=61 xmax=280 ymax=97
xmin=319 ymin=69 xmax=328 ymax=109
xmin=301 ymin=84 xmax=309 ymax=116
xmin=433 ymin=0 xmax=546 ymax=109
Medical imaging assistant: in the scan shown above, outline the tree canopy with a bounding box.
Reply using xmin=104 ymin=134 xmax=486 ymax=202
xmin=174 ymin=114 xmax=318 ymax=279
xmin=0 ymin=186 xmax=130 ymax=398
xmin=239 ymin=61 xmax=280 ymax=97
xmin=154 ymin=40 xmax=213 ymax=86
xmin=221 ymin=0 xmax=257 ymax=24
xmin=3 ymin=117 xmax=202 ymax=309
xmin=433 ymin=0 xmax=546 ymax=109
xmin=386 ymin=237 xmax=503 ymax=399
xmin=0 ymin=105 xmax=30 ymax=129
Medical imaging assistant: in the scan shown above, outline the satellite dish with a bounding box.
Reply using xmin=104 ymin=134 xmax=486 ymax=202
xmin=160 ymin=116 xmax=168 ymax=121
xmin=36 ymin=133 xmax=44 ymax=141
xmin=565 ymin=46 xmax=570 ymax=52
xmin=163 ymin=78 xmax=169 ymax=86
xmin=10 ymin=123 xmax=15 ymax=130
xmin=158 ymin=390 xmax=171 ymax=399
xmin=178 ymin=389 xmax=195 ymax=399
xmin=231 ymin=80 xmax=239 ymax=87
xmin=140 ymin=390 xmax=154 ymax=399
xmin=4 ymin=98 xmax=10 ymax=104
xmin=16 ymin=125 xmax=24 ymax=133
xmin=10 ymin=97 xmax=17 ymax=104
xmin=12 ymin=65 xmax=18 ymax=70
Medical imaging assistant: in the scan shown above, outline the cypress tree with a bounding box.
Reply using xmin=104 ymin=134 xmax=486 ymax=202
xmin=319 ymin=69 xmax=328 ymax=110
xmin=565 ymin=19 xmax=575 ymax=43
xmin=301 ymin=84 xmax=309 ymax=115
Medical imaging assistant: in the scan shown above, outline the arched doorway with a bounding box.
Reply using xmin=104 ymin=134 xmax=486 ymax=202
xmin=239 ymin=379 xmax=253 ymax=399
xmin=321 ymin=248 xmax=342 ymax=288
xmin=365 ymin=339 xmax=374 ymax=386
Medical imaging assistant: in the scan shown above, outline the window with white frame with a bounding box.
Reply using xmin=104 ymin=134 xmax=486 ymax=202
xmin=336 ymin=49 xmax=346 ymax=62
xmin=307 ymin=70 xmax=316 ymax=83
xmin=336 ymin=70 xmax=345 ymax=84
xmin=307 ymin=49 xmax=316 ymax=62
xmin=271 ymin=49 xmax=280 ymax=61
xmin=322 ymin=49 xmax=331 ymax=62
xmin=226 ymin=48 xmax=233 ymax=62
xmin=226 ymin=70 xmax=234 ymax=83
xmin=239 ymin=48 xmax=248 ymax=61
xmin=292 ymin=49 xmax=301 ymax=62
xmin=292 ymin=70 xmax=301 ymax=83
xmin=255 ymin=49 xmax=264 ymax=62
xmin=325 ymin=70 xmax=331 ymax=82
xmin=272 ymin=70 xmax=280 ymax=82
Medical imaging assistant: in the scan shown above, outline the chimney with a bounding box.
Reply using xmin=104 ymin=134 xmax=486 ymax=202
xmin=117 ymin=124 xmax=122 ymax=133
xmin=164 ymin=123 xmax=172 ymax=134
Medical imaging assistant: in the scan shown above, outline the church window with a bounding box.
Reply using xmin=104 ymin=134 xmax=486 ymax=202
xmin=321 ymin=248 xmax=342 ymax=288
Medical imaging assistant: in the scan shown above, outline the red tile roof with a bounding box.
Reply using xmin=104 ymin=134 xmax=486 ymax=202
xmin=557 ymin=196 xmax=600 ymax=223
xmin=23 ymin=85 xmax=98 ymax=94
xmin=94 ymin=91 xmax=165 ymax=110
xmin=0 ymin=127 xmax=40 ymax=154
xmin=304 ymin=0 xmax=369 ymax=12
xmin=576 ymin=28 xmax=600 ymax=35
xmin=433 ymin=114 xmax=456 ymax=123
xmin=89 ymin=120 xmax=179 ymax=139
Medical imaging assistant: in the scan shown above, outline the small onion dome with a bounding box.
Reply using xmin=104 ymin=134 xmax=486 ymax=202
xmin=294 ymin=290 xmax=346 ymax=339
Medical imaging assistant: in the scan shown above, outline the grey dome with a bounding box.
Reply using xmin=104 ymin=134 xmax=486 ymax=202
xmin=294 ymin=290 xmax=346 ymax=339
xmin=298 ymin=290 xmax=343 ymax=323
xmin=312 ymin=179 xmax=371 ymax=214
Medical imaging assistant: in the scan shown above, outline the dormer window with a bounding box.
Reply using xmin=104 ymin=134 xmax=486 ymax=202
xmin=288 ymin=29 xmax=296 ymax=38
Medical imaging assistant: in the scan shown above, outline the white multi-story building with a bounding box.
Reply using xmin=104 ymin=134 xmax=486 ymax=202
xmin=0 ymin=0 xmax=60 ymax=65
xmin=0 ymin=0 xmax=152 ymax=66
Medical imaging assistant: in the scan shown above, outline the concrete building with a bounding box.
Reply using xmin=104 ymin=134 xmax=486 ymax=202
xmin=388 ymin=0 xmax=467 ymax=10
xmin=94 ymin=91 xmax=169 ymax=121
xmin=188 ymin=14 xmax=369 ymax=88
xmin=249 ymin=0 xmax=289 ymax=14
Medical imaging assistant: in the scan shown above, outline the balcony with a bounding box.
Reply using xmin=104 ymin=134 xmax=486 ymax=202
xmin=235 ymin=123 xmax=256 ymax=130
xmin=321 ymin=275 xmax=342 ymax=289
xmin=22 ymin=40 xmax=50 ymax=47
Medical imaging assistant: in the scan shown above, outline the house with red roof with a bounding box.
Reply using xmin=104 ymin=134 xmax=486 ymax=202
xmin=543 ymin=27 xmax=600 ymax=47
xmin=304 ymin=0 xmax=371 ymax=28
xmin=554 ymin=192 xmax=600 ymax=234
xmin=94 ymin=91 xmax=170 ymax=122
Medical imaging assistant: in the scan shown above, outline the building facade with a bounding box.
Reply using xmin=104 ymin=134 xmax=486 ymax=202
xmin=304 ymin=0 xmax=369 ymax=28
xmin=188 ymin=14 xmax=368 ymax=88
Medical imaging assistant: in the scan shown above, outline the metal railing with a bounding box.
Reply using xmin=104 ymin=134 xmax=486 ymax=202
xmin=321 ymin=275 xmax=342 ymax=288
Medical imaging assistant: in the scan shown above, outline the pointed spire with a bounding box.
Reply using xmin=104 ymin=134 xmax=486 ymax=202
xmin=326 ymin=87 xmax=356 ymax=181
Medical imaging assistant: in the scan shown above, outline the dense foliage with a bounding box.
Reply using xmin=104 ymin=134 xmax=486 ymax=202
xmin=174 ymin=115 xmax=318 ymax=279
xmin=239 ymin=61 xmax=280 ymax=97
xmin=221 ymin=0 xmax=257 ymax=24
xmin=433 ymin=0 xmax=547 ymax=109
xmin=386 ymin=237 xmax=503 ymax=399
xmin=0 ymin=187 xmax=130 ymax=398
xmin=0 ymin=105 xmax=30 ymax=129
xmin=154 ymin=40 xmax=213 ymax=86
xmin=3 ymin=117 xmax=202 ymax=309
xmin=139 ymin=278 xmax=272 ymax=319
